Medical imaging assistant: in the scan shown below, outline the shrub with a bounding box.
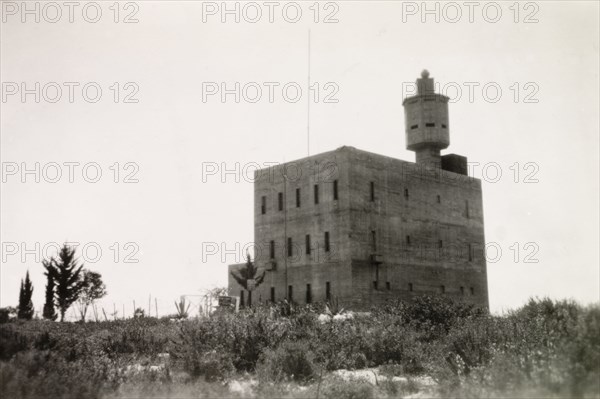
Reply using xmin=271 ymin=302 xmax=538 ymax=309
xmin=257 ymin=340 xmax=318 ymax=383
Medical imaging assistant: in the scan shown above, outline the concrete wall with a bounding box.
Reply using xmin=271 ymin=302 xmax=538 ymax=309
xmin=228 ymin=146 xmax=489 ymax=310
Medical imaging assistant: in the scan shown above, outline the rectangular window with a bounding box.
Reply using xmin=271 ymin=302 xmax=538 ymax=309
xmin=386 ymin=282 xmax=391 ymax=291
xmin=261 ymin=196 xmax=266 ymax=214
xmin=314 ymin=184 xmax=319 ymax=204
xmin=460 ymin=286 xmax=465 ymax=295
xmin=306 ymin=284 xmax=312 ymax=304
xmin=333 ymin=180 xmax=338 ymax=200
xmin=269 ymin=240 xmax=275 ymax=259
xmin=296 ymin=188 xmax=301 ymax=208
xmin=305 ymin=234 xmax=311 ymax=255
xmin=468 ymin=243 xmax=473 ymax=261
xmin=370 ymin=182 xmax=375 ymax=201
xmin=408 ymin=283 xmax=413 ymax=292
xmin=326 ymin=282 xmax=331 ymax=301
xmin=278 ymin=192 xmax=283 ymax=211
xmin=288 ymin=285 xmax=293 ymax=301
xmin=406 ymin=235 xmax=411 ymax=245
xmin=440 ymin=285 xmax=446 ymax=294
xmin=442 ymin=124 xmax=447 ymax=129
xmin=410 ymin=124 xmax=418 ymax=130
xmin=371 ymin=230 xmax=377 ymax=251
xmin=470 ymin=287 xmax=475 ymax=296
xmin=270 ymin=287 xmax=275 ymax=302
xmin=439 ymin=240 xmax=443 ymax=248
xmin=324 ymin=231 xmax=330 ymax=252
xmin=287 ymin=237 xmax=293 ymax=257
xmin=373 ymin=281 xmax=378 ymax=290
xmin=437 ymin=195 xmax=441 ymax=203
xmin=404 ymin=188 xmax=409 ymax=199
xmin=425 ymin=123 xmax=435 ymax=127
xmin=240 ymin=290 xmax=245 ymax=307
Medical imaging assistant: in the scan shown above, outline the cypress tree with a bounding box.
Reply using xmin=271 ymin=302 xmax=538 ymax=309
xmin=17 ymin=271 xmax=34 ymax=320
xmin=42 ymin=260 xmax=58 ymax=321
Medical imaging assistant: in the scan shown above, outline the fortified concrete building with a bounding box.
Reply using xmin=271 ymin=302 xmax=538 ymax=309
xmin=229 ymin=71 xmax=489 ymax=310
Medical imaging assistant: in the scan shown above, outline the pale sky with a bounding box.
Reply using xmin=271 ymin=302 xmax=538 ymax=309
xmin=1 ymin=1 xmax=598 ymax=316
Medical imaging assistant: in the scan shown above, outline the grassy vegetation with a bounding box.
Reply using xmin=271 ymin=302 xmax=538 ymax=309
xmin=1 ymin=297 xmax=598 ymax=398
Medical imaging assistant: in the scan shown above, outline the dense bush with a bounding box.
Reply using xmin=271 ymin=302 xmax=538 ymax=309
xmin=0 ymin=297 xmax=598 ymax=399
xmin=257 ymin=340 xmax=318 ymax=383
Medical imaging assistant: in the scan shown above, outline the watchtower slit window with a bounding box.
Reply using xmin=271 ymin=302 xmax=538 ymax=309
xmin=314 ymin=184 xmax=319 ymax=204
xmin=324 ymin=232 xmax=330 ymax=252
xmin=306 ymin=284 xmax=312 ymax=304
xmin=305 ymin=234 xmax=311 ymax=255
xmin=296 ymin=188 xmax=301 ymax=208
xmin=325 ymin=282 xmax=331 ymax=301
xmin=261 ymin=196 xmax=266 ymax=214
xmin=269 ymin=240 xmax=275 ymax=259
xmin=333 ymin=180 xmax=338 ymax=200
xmin=287 ymin=237 xmax=293 ymax=257
xmin=278 ymin=192 xmax=283 ymax=211
xmin=370 ymin=182 xmax=375 ymax=201
xmin=270 ymin=287 xmax=275 ymax=302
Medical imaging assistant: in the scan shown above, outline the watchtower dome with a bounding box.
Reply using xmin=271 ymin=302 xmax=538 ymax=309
xmin=403 ymin=70 xmax=450 ymax=168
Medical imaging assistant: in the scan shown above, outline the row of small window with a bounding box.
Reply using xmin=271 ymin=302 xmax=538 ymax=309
xmin=268 ymin=233 xmax=331 ymax=258
xmin=261 ymin=181 xmax=470 ymax=215
xmin=261 ymin=181 xmax=339 ymax=214
xmin=239 ymin=282 xmax=333 ymax=306
xmin=373 ymin=282 xmax=475 ymax=296
xmin=410 ymin=123 xmax=447 ymax=130
xmin=238 ymin=282 xmax=476 ymax=307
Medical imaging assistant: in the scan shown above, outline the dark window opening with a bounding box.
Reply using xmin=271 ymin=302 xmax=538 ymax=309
xmin=439 ymin=240 xmax=443 ymax=248
xmin=269 ymin=240 xmax=275 ymax=259
xmin=288 ymin=285 xmax=293 ymax=301
xmin=326 ymin=282 xmax=331 ymax=301
xmin=425 ymin=123 xmax=435 ymax=127
xmin=404 ymin=188 xmax=409 ymax=199
xmin=261 ymin=196 xmax=266 ymax=214
xmin=468 ymin=243 xmax=473 ymax=262
xmin=442 ymin=124 xmax=447 ymax=129
xmin=410 ymin=124 xmax=419 ymax=130
xmin=287 ymin=237 xmax=293 ymax=257
xmin=278 ymin=192 xmax=283 ymax=211
xmin=437 ymin=195 xmax=441 ymax=203
xmin=296 ymin=188 xmax=301 ymax=208
xmin=371 ymin=230 xmax=377 ymax=251
xmin=386 ymin=282 xmax=391 ymax=291
xmin=406 ymin=235 xmax=411 ymax=245
xmin=324 ymin=232 xmax=330 ymax=252
xmin=240 ymin=290 xmax=245 ymax=307
xmin=408 ymin=283 xmax=413 ymax=292
xmin=470 ymin=287 xmax=475 ymax=296
xmin=373 ymin=281 xmax=378 ymax=290
xmin=440 ymin=285 xmax=446 ymax=294
xmin=460 ymin=286 xmax=465 ymax=295
xmin=270 ymin=287 xmax=275 ymax=302
xmin=314 ymin=184 xmax=319 ymax=204
xmin=306 ymin=284 xmax=312 ymax=304
xmin=333 ymin=180 xmax=338 ymax=200
xmin=305 ymin=235 xmax=311 ymax=255
xmin=370 ymin=182 xmax=375 ymax=201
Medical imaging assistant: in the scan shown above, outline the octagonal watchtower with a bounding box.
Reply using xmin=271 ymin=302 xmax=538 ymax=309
xmin=403 ymin=70 xmax=450 ymax=168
